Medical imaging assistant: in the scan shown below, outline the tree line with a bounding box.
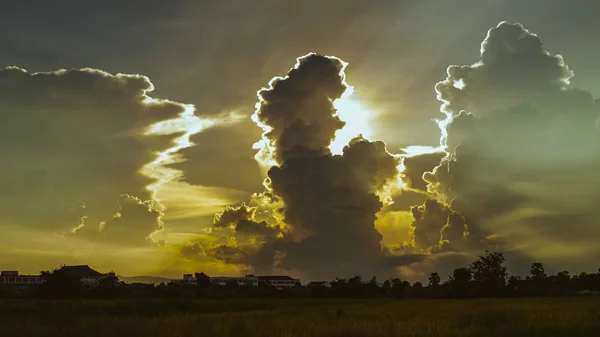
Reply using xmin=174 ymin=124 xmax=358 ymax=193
xmin=1 ymin=251 xmax=599 ymax=299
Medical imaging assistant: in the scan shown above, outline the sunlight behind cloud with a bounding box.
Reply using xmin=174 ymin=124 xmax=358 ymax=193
xmin=142 ymin=106 xmax=246 ymax=205
xmin=453 ymin=78 xmax=465 ymax=90
xmin=400 ymin=145 xmax=444 ymax=157
xmin=142 ymin=105 xmax=215 ymax=201
xmin=330 ymin=89 xmax=375 ymax=154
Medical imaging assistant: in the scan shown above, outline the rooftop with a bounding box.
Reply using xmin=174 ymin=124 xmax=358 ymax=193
xmin=62 ymin=265 xmax=104 ymax=278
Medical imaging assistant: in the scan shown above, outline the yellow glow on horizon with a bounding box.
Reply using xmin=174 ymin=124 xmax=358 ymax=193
xmin=330 ymin=90 xmax=375 ymax=154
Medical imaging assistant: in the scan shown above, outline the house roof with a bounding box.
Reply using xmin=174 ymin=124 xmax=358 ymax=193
xmin=62 ymin=265 xmax=104 ymax=278
xmin=257 ymin=276 xmax=297 ymax=281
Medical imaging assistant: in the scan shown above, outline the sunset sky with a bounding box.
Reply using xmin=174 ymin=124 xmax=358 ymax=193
xmin=1 ymin=0 xmax=599 ymax=282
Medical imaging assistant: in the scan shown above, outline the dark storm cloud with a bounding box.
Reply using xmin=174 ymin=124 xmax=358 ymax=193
xmin=443 ymin=111 xmax=479 ymax=152
xmin=213 ymin=204 xmax=257 ymax=228
xmin=409 ymin=199 xmax=468 ymax=250
xmin=0 ymin=66 xmax=185 ymax=244
xmin=181 ymin=242 xmax=252 ymax=266
xmin=266 ymin=136 xmax=405 ymax=279
xmin=402 ymin=152 xmax=445 ymax=191
xmin=179 ymin=203 xmax=289 ymax=271
xmin=181 ymin=53 xmax=425 ymax=280
xmin=424 ymin=22 xmax=600 ymax=265
xmin=253 ymin=53 xmax=347 ymax=164
xmin=213 ymin=204 xmax=284 ymax=239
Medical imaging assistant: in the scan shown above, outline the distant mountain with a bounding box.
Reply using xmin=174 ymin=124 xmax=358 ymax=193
xmin=117 ymin=275 xmax=175 ymax=284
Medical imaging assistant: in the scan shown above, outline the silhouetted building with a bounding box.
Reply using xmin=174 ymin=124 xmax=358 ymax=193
xmin=193 ymin=274 xmax=301 ymax=288
xmin=257 ymin=276 xmax=300 ymax=289
xmin=209 ymin=274 xmax=259 ymax=287
xmin=62 ymin=265 xmax=114 ymax=286
xmin=0 ymin=271 xmax=44 ymax=286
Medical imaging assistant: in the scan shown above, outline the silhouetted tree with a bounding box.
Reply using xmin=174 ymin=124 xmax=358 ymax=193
xmin=39 ymin=266 xmax=82 ymax=298
xmin=530 ymin=263 xmax=547 ymax=281
xmin=550 ymin=271 xmax=571 ymax=296
xmin=412 ymin=282 xmax=425 ymax=298
xmin=194 ymin=272 xmax=211 ymax=298
xmin=381 ymin=280 xmax=392 ymax=296
xmin=449 ymin=267 xmax=472 ymax=298
xmin=506 ymin=275 xmax=521 ymax=297
xmin=99 ymin=273 xmax=119 ymax=287
xmin=389 ymin=278 xmax=410 ymax=298
xmin=427 ymin=272 xmax=443 ymax=298
xmin=470 ymin=250 xmax=508 ymax=297
xmin=428 ymin=272 xmax=441 ymax=287
xmin=364 ymin=276 xmax=382 ymax=297
xmin=527 ymin=262 xmax=548 ymax=296
xmin=12 ymin=252 xmax=600 ymax=300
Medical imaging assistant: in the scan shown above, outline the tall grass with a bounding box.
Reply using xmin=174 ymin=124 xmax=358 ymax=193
xmin=2 ymin=298 xmax=599 ymax=337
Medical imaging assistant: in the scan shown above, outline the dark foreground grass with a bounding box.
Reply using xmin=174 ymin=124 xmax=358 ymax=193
xmin=2 ymin=297 xmax=599 ymax=337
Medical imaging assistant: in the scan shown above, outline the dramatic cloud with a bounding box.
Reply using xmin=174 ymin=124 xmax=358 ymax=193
xmin=409 ymin=199 xmax=468 ymax=250
xmin=212 ymin=204 xmax=284 ymax=240
xmin=170 ymin=119 xmax=264 ymax=194
xmin=424 ymin=22 xmax=600 ymax=267
xmin=181 ymin=53 xmax=425 ymax=280
xmin=0 ymin=66 xmax=185 ymax=245
xmin=96 ymin=194 xmax=165 ymax=246
xmin=401 ymin=151 xmax=445 ymax=191
xmin=252 ymin=53 xmax=348 ymax=165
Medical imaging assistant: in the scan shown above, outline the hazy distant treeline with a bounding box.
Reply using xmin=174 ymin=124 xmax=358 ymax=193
xmin=2 ymin=251 xmax=599 ymax=299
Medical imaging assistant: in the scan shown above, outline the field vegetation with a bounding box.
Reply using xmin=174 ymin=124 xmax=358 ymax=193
xmin=2 ymin=297 xmax=599 ymax=337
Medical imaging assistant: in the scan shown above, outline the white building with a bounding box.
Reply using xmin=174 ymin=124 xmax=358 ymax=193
xmin=182 ymin=274 xmax=196 ymax=283
xmin=257 ymin=276 xmax=300 ymax=289
xmin=209 ymin=274 xmax=259 ymax=287
xmin=190 ymin=273 xmax=301 ymax=289
xmin=0 ymin=271 xmax=44 ymax=285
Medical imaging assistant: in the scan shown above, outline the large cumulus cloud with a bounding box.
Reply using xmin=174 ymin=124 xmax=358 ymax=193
xmin=424 ymin=22 xmax=600 ymax=268
xmin=409 ymin=198 xmax=468 ymax=250
xmin=180 ymin=53 xmax=425 ymax=280
xmin=0 ymin=66 xmax=185 ymax=245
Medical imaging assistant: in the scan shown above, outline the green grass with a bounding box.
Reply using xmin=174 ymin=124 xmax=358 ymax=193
xmin=1 ymin=298 xmax=599 ymax=337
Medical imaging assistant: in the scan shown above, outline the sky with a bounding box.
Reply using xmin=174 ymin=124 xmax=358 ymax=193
xmin=1 ymin=0 xmax=599 ymax=282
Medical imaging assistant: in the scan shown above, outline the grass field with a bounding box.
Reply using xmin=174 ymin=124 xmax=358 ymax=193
xmin=1 ymin=297 xmax=599 ymax=337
